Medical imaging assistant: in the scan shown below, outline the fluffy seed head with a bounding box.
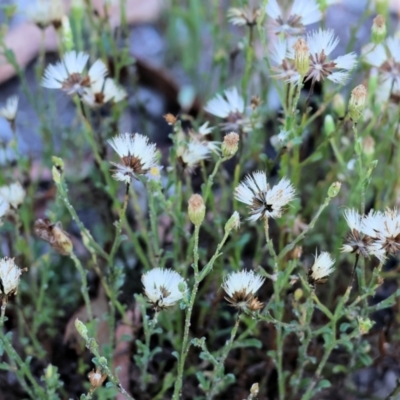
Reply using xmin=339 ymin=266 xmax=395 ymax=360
xmin=222 ymin=270 xmax=265 ymax=312
xmin=235 ymin=171 xmax=295 ymax=221
xmin=0 ymin=182 xmax=25 ymax=209
xmin=0 ymin=258 xmax=22 ymax=298
xmin=308 ymin=251 xmax=335 ymax=287
xmin=108 ymin=133 xmax=158 ymax=183
xmin=142 ymin=268 xmax=187 ymax=310
xmin=88 ymin=369 xmax=107 ymax=390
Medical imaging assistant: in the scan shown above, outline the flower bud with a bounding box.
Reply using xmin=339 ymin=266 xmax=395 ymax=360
xmin=250 ymin=383 xmax=259 ymax=397
xmin=188 ymin=194 xmax=205 ymax=226
xmin=294 ymin=288 xmax=303 ymax=301
xmin=221 ymin=132 xmax=239 ymax=158
xmin=362 ymin=135 xmax=375 ymax=156
xmin=224 ymin=211 xmax=240 ymax=233
xmin=293 ymin=38 xmax=310 ymax=76
xmin=358 ymin=316 xmax=374 ymax=335
xmin=332 ymin=93 xmax=346 ymax=118
xmin=74 ymin=318 xmax=89 ymax=340
xmin=372 ymin=15 xmax=386 ymax=44
xmin=0 ymin=257 xmax=22 ymax=298
xmin=348 ymin=84 xmax=367 ymax=122
xmin=323 ymin=115 xmax=335 ymax=137
xmin=328 ymin=181 xmax=341 ymax=198
xmin=88 ymin=369 xmax=107 ymax=390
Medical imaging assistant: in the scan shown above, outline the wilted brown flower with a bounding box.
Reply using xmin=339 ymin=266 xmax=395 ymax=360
xmin=34 ymin=219 xmax=73 ymax=256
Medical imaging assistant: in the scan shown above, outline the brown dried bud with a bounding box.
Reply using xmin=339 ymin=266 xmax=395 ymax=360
xmin=34 ymin=219 xmax=73 ymax=256
xmin=88 ymin=368 xmax=107 ymax=390
xmin=372 ymin=15 xmax=386 ymax=44
xmin=163 ymin=113 xmax=177 ymax=125
xmin=250 ymin=96 xmax=262 ymax=109
xmin=247 ymin=296 xmax=264 ymax=312
xmin=188 ymin=194 xmax=205 ymax=226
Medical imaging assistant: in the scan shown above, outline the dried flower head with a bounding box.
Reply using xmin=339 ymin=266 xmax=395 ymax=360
xmin=0 ymin=182 xmax=25 ymax=210
xmin=142 ymin=268 xmax=187 ymax=310
xmin=300 ymin=29 xmax=357 ymax=85
xmin=34 ymin=219 xmax=73 ymax=256
xmin=308 ymin=251 xmax=335 ymax=287
xmin=221 ymin=132 xmax=240 ymax=158
xmin=227 ymin=6 xmax=261 ymax=26
xmin=341 ymin=209 xmax=385 ymax=260
xmin=0 ymin=197 xmax=9 ymax=223
xmin=362 ymin=209 xmax=400 ymax=256
xmin=26 ymin=0 xmax=64 ymax=29
xmin=0 ymin=96 xmax=18 ymax=122
xmin=42 ymin=51 xmax=108 ymax=96
xmin=108 ymin=133 xmax=158 ymax=183
xmin=164 ymin=113 xmax=177 ymax=125
xmin=188 ymin=194 xmax=206 ymax=226
xmin=235 ymin=171 xmax=295 ymax=221
xmin=265 ymin=0 xmax=321 ymax=36
xmin=0 ymin=258 xmax=22 ymax=298
xmin=88 ymin=369 xmax=107 ymax=390
xmin=270 ymin=38 xmax=300 ymax=82
xmin=222 ymin=270 xmax=265 ymax=312
xmin=204 ymin=87 xmax=245 ymax=119
xmin=82 ymin=77 xmax=127 ymax=107
xmin=363 ymin=36 xmax=400 ymax=101
xmin=176 ymin=140 xmax=211 ymax=173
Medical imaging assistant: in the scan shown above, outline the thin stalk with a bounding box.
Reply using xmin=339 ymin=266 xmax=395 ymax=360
xmin=70 ymin=252 xmax=93 ymax=320
xmin=109 ymin=183 xmax=130 ymax=265
xmin=207 ymin=313 xmax=241 ymax=399
xmin=278 ymin=196 xmax=332 ymax=261
xmin=202 ymin=157 xmax=228 ymax=203
xmin=172 ymin=224 xmax=201 ymax=400
xmin=0 ymin=297 xmax=7 ymax=327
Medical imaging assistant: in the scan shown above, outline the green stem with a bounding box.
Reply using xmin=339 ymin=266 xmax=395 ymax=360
xmin=202 ymin=157 xmax=228 ymax=203
xmin=278 ymin=196 xmax=331 ymax=261
xmin=207 ymin=313 xmax=241 ymax=399
xmin=70 ymin=252 xmax=93 ymax=321
xmin=172 ymin=224 xmax=201 ymax=400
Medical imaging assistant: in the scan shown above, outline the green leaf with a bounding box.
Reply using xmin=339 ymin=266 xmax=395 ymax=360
xmin=231 ymin=338 xmax=262 ymax=349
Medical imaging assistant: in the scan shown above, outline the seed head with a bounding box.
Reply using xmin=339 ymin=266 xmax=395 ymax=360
xmin=34 ymin=219 xmax=73 ymax=256
xmin=0 ymin=258 xmax=23 ymax=299
xmin=88 ymin=369 xmax=107 ymax=391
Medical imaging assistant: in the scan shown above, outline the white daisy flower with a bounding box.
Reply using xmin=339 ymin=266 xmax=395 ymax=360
xmin=0 ymin=197 xmax=9 ymax=222
xmin=341 ymin=209 xmax=385 ymax=260
xmin=108 ymin=133 xmax=158 ymax=183
xmin=0 ymin=96 xmax=18 ymax=122
xmin=265 ymin=0 xmax=322 ymax=36
xmin=146 ymin=165 xmax=163 ymax=182
xmin=82 ymin=77 xmax=127 ymax=107
xmin=26 ymin=0 xmax=64 ymax=29
xmin=269 ymin=37 xmax=300 ymax=81
xmin=0 ymin=258 xmax=22 ymax=298
xmin=300 ymin=29 xmax=357 ymax=85
xmin=189 ymin=122 xmax=220 ymax=155
xmin=222 ymin=270 xmax=265 ymax=312
xmin=363 ymin=36 xmax=400 ymax=102
xmin=227 ymin=6 xmax=261 ymax=26
xmin=142 ymin=268 xmax=186 ymax=310
xmin=42 ymin=51 xmax=108 ymax=96
xmin=0 ymin=182 xmax=25 ymax=210
xmin=363 ymin=209 xmax=400 ymax=256
xmin=204 ymin=87 xmax=245 ymax=119
xmin=177 ymin=140 xmax=211 ymax=172
xmin=308 ymin=251 xmax=335 ymax=286
xmin=234 ymin=171 xmax=295 ymax=221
